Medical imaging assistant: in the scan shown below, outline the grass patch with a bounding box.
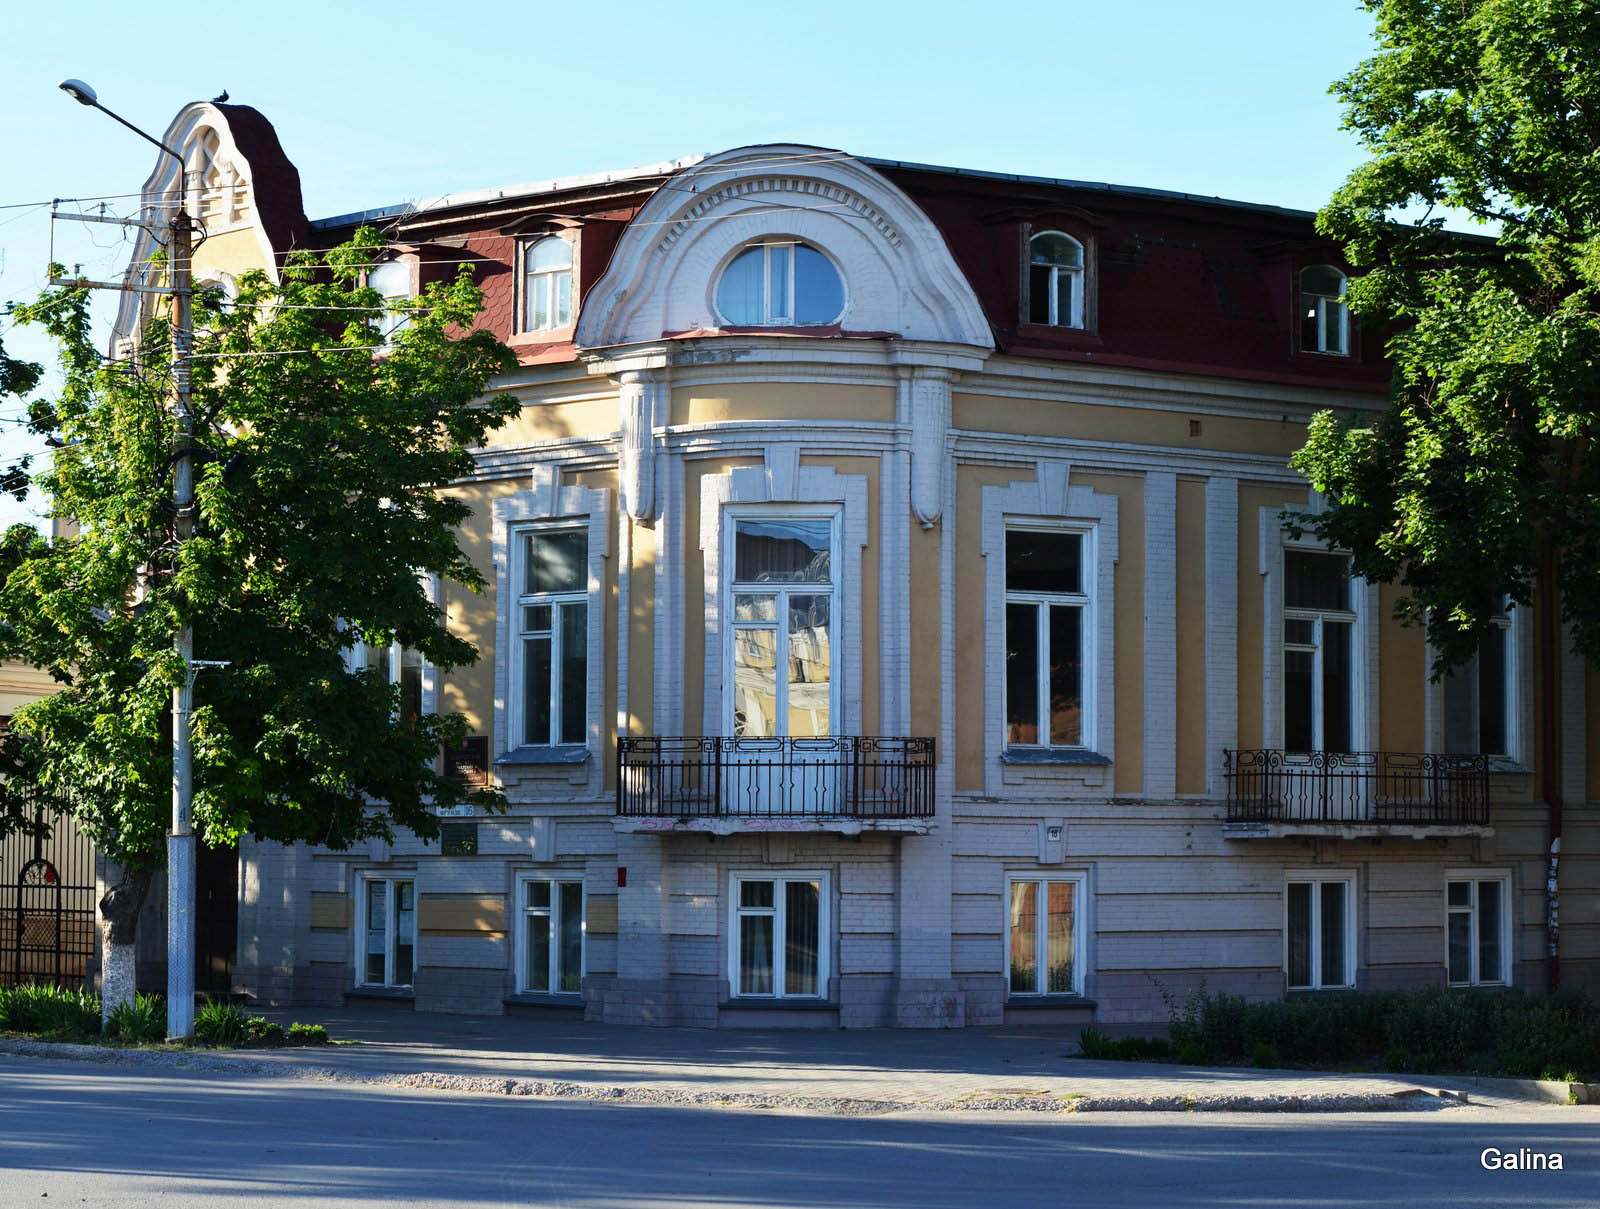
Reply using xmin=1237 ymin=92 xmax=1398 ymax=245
xmin=0 ymin=985 xmax=333 ymax=1050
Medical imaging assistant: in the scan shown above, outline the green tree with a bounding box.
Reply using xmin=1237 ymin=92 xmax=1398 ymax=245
xmin=1293 ymin=0 xmax=1600 ymax=983
xmin=0 ymin=231 xmax=516 ymax=1012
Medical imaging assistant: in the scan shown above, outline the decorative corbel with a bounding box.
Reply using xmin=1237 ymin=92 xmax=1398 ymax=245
xmin=618 ymin=370 xmax=662 ymax=524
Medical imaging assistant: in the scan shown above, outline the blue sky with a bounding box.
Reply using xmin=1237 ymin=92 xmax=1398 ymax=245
xmin=0 ymin=0 xmax=1385 ymax=529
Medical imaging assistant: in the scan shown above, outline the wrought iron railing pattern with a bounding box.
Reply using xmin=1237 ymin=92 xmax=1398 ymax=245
xmin=617 ymin=736 xmax=936 ymax=819
xmin=1224 ymin=749 xmax=1490 ymax=826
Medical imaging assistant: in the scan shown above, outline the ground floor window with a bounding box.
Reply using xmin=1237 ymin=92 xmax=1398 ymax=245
xmin=518 ymin=875 xmax=584 ymax=995
xmin=1285 ymin=872 xmax=1355 ymax=990
xmin=730 ymin=873 xmax=827 ymax=998
xmin=1007 ymin=874 xmax=1085 ymax=995
xmin=1447 ymin=873 xmax=1510 ymax=986
xmin=357 ymin=875 xmax=415 ymax=988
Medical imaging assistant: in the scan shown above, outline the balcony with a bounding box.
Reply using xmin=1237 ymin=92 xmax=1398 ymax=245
xmin=1223 ymin=749 xmax=1492 ymax=838
xmin=616 ymin=736 xmax=936 ymax=835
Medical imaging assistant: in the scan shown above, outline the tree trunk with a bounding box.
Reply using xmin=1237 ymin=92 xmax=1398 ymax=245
xmin=99 ymin=864 xmax=151 ymax=1022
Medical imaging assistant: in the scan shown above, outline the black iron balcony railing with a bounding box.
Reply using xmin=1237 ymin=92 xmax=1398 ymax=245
xmin=1224 ymin=749 xmax=1490 ymax=826
xmin=617 ymin=736 xmax=936 ymax=819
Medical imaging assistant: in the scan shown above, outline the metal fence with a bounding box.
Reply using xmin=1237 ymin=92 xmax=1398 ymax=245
xmin=1224 ymin=749 xmax=1490 ymax=826
xmin=618 ymin=736 xmax=936 ymax=819
xmin=0 ymin=795 xmax=97 ymax=988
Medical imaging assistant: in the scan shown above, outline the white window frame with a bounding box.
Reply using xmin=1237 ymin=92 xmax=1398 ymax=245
xmin=727 ymin=871 xmax=830 ymax=1000
xmin=508 ymin=522 xmax=590 ymax=750
xmin=515 ymin=873 xmax=586 ymax=996
xmin=1002 ymin=524 xmax=1096 ymax=751
xmin=723 ymin=507 xmax=841 ymax=738
xmin=713 ymin=239 xmax=845 ymax=327
xmin=354 ymin=873 xmax=416 ymax=989
xmin=1299 ymin=265 xmax=1349 ymax=356
xmin=1281 ymin=550 xmax=1358 ymax=753
xmin=1437 ymin=603 xmax=1519 ymax=760
xmin=366 ymin=259 xmax=414 ymax=344
xmin=1004 ymin=872 xmax=1088 ymax=997
xmin=1261 ymin=511 xmax=1377 ymax=755
xmin=349 ymin=637 xmax=427 ymax=725
xmin=1284 ymin=870 xmax=1357 ymax=991
xmin=1445 ymin=870 xmax=1512 ymax=987
xmin=519 ymin=235 xmax=574 ymax=334
xmin=1026 ymin=230 xmax=1086 ymax=329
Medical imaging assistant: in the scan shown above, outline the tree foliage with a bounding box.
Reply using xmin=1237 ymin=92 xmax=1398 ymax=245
xmin=0 ymin=231 xmax=517 ymax=873
xmin=1293 ymin=0 xmax=1600 ymax=672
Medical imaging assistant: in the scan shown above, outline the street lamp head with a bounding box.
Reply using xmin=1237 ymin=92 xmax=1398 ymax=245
xmin=59 ymin=79 xmax=98 ymax=106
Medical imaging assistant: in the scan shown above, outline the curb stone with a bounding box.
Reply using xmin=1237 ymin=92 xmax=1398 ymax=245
xmin=0 ymin=1038 xmax=1456 ymax=1115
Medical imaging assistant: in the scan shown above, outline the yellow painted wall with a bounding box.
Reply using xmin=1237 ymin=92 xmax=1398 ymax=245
xmin=1074 ymin=472 xmax=1144 ymax=794
xmin=191 ymin=228 xmax=272 ymax=282
xmin=1378 ymin=583 xmax=1426 ymax=752
xmin=489 ymin=398 xmax=619 ymax=447
xmin=628 ymin=520 xmax=655 ymax=737
xmin=953 ymin=464 xmax=1030 ymax=791
xmin=671 ymin=383 xmax=894 ymax=427
xmin=953 ymin=395 xmax=1310 ymax=458
xmin=439 ymin=479 xmax=521 ymax=740
xmin=0 ymin=662 xmax=56 ymax=719
xmin=683 ymin=458 xmax=763 ymax=735
xmin=1175 ymin=477 xmax=1208 ymax=794
xmin=909 ymin=519 xmax=942 ymax=745
xmin=1237 ymin=483 xmax=1308 ymax=749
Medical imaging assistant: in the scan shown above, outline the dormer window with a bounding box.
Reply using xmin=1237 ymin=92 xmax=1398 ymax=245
xmin=1300 ymin=266 xmax=1349 ymax=355
xmin=520 ymin=237 xmax=573 ymax=333
xmin=1027 ymin=231 xmax=1084 ymax=328
xmin=716 ymin=240 xmax=844 ymax=327
xmin=366 ymin=261 xmax=413 ymax=342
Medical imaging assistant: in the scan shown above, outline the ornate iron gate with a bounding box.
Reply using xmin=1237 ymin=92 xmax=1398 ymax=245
xmin=0 ymin=797 xmax=96 ymax=988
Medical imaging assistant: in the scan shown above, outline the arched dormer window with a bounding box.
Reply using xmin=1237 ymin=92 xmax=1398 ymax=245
xmin=520 ymin=237 xmax=573 ymax=333
xmin=1299 ymin=265 xmax=1349 ymax=355
xmin=1027 ymin=231 xmax=1084 ymax=328
xmin=715 ymin=240 xmax=844 ymax=327
xmin=367 ymin=260 xmax=413 ymax=342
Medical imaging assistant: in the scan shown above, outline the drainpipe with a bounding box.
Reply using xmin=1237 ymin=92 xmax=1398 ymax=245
xmin=1538 ymin=539 xmax=1562 ymax=991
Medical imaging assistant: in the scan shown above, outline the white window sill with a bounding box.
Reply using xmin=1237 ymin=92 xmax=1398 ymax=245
xmin=1001 ymin=747 xmax=1111 ymax=767
xmin=495 ymin=745 xmax=590 ymax=767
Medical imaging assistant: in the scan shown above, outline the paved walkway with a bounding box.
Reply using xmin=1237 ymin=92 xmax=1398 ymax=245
xmin=181 ymin=1004 xmax=1531 ymax=1113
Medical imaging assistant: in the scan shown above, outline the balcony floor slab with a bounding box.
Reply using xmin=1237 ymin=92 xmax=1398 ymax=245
xmin=1222 ymin=822 xmax=1495 ymax=841
xmin=613 ymin=816 xmax=933 ymax=837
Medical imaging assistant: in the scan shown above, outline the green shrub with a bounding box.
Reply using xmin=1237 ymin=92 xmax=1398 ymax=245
xmin=286 ymin=1022 xmax=329 ymax=1046
xmin=246 ymin=1017 xmax=285 ymax=1046
xmin=1076 ymin=1027 xmax=1114 ymax=1059
xmin=1076 ymin=1027 xmax=1172 ymax=1062
xmin=1166 ymin=985 xmax=1600 ymax=1079
xmin=0 ymin=984 xmax=102 ymax=1036
xmin=1251 ymin=1042 xmax=1279 ymax=1069
xmin=194 ymin=1000 xmax=251 ymax=1046
xmin=105 ymin=993 xmax=165 ymax=1044
xmin=1176 ymin=1041 xmax=1208 ymax=1065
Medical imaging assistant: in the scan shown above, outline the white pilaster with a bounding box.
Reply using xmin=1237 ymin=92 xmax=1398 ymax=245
xmin=1143 ymin=472 xmax=1178 ymax=799
xmin=1204 ymin=477 xmax=1239 ymax=793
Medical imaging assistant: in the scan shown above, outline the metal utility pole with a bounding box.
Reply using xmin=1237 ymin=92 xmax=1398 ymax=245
xmin=57 ymin=79 xmax=200 ymax=1039
xmin=167 ymin=202 xmax=197 ymax=1041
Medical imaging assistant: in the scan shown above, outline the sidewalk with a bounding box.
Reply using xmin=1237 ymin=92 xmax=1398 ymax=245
xmin=212 ymin=1004 xmax=1520 ymax=1112
xmin=4 ymin=1003 xmax=1574 ymax=1113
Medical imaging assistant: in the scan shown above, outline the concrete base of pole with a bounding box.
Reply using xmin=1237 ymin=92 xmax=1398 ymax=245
xmin=166 ymin=831 xmax=195 ymax=1040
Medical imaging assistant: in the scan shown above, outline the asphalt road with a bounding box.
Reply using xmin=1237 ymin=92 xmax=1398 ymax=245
xmin=1 ymin=1056 xmax=1595 ymax=1208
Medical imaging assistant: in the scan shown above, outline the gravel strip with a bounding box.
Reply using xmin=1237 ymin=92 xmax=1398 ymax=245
xmin=0 ymin=1037 xmax=1449 ymax=1115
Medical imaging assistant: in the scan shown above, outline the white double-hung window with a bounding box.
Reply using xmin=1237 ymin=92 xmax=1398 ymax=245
xmin=1446 ymin=872 xmax=1510 ymax=986
xmin=1283 ymin=550 xmax=1356 ymax=753
xmin=513 ymin=527 xmax=588 ymax=748
xmin=356 ymin=874 xmax=415 ymax=989
xmin=518 ymin=875 xmax=584 ymax=995
xmin=1285 ymin=871 xmax=1356 ymax=990
xmin=731 ymin=872 xmax=827 ymax=999
xmin=1004 ymin=528 xmax=1092 ymax=748
xmin=1299 ymin=265 xmax=1349 ymax=355
xmin=520 ymin=237 xmax=573 ymax=332
xmin=1027 ymin=231 xmax=1085 ymax=328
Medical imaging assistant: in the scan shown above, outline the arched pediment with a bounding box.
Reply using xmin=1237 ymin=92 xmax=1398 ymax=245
xmin=110 ymin=102 xmax=304 ymax=351
xmin=575 ymin=145 xmax=993 ymax=351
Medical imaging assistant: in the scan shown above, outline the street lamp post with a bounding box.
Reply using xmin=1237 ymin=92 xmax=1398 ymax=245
xmin=59 ymin=79 xmax=199 ymax=1040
